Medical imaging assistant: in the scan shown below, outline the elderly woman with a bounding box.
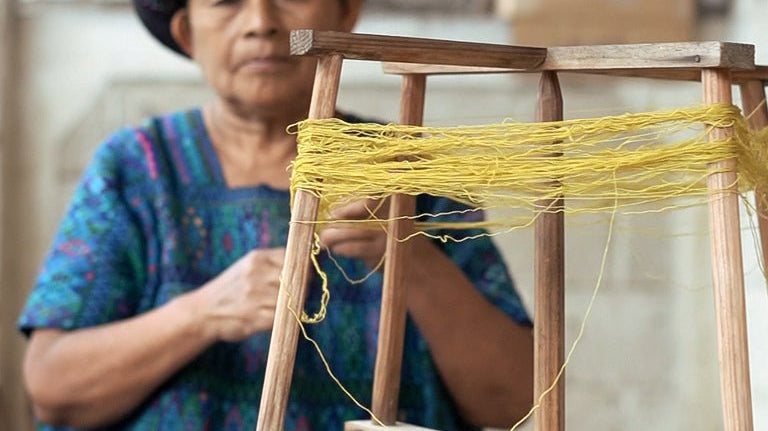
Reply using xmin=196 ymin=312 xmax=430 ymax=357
xmin=18 ymin=1 xmax=533 ymax=430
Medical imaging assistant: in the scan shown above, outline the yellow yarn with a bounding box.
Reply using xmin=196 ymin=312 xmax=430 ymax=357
xmin=284 ymin=103 xmax=768 ymax=428
xmin=290 ymin=104 xmax=768 ymax=234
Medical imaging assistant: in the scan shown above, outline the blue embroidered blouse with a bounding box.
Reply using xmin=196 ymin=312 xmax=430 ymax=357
xmin=18 ymin=108 xmax=530 ymax=431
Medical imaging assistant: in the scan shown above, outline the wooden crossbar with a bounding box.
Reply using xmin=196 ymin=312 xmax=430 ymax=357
xmin=543 ymin=42 xmax=753 ymax=70
xmin=290 ymin=29 xmax=547 ymax=69
xmin=292 ymin=31 xmax=754 ymax=74
xmin=383 ymin=62 xmax=768 ymax=83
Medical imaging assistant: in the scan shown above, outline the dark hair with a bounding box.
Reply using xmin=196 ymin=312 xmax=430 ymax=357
xmin=133 ymin=0 xmax=188 ymax=57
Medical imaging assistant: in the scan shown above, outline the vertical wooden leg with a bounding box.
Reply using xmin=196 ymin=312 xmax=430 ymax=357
xmin=738 ymin=80 xmax=768 ymax=276
xmin=256 ymin=54 xmax=344 ymax=431
xmin=702 ymin=68 xmax=754 ymax=431
xmin=534 ymin=71 xmax=565 ymax=431
xmin=371 ymin=74 xmax=426 ymax=425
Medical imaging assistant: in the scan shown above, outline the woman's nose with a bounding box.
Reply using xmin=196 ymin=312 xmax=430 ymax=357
xmin=241 ymin=0 xmax=279 ymax=37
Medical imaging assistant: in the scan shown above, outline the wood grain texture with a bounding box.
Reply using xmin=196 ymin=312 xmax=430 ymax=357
xmin=382 ymin=62 xmax=708 ymax=80
xmin=255 ymin=55 xmax=344 ymax=431
xmin=702 ymin=68 xmax=754 ymax=431
xmin=384 ymin=62 xmax=768 ymax=84
xmin=384 ymin=59 xmax=767 ymax=83
xmin=344 ymin=420 xmax=439 ymax=431
xmin=0 ymin=1 xmax=32 ymax=429
xmin=293 ymin=32 xmax=754 ymax=73
xmin=543 ymin=42 xmax=753 ymax=70
xmin=533 ymin=71 xmax=565 ymax=431
xmin=739 ymin=80 xmax=768 ymax=282
xmin=290 ymin=30 xmax=546 ymax=69
xmin=732 ymin=66 xmax=768 ymax=83
xmin=370 ymin=74 xmax=425 ymax=424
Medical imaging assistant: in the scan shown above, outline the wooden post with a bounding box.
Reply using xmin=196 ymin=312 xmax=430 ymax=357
xmin=702 ymin=68 xmax=754 ymax=431
xmin=0 ymin=0 xmax=32 ymax=429
xmin=533 ymin=71 xmax=565 ymax=431
xmin=371 ymin=74 xmax=426 ymax=424
xmin=738 ymin=80 xmax=768 ymax=276
xmin=255 ymin=54 xmax=344 ymax=431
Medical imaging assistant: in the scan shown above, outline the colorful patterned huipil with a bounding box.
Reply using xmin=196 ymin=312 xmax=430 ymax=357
xmin=18 ymin=108 xmax=530 ymax=431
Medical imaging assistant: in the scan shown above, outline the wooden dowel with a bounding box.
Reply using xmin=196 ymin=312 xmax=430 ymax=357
xmin=543 ymin=42 xmax=753 ymax=71
xmin=255 ymin=54 xmax=344 ymax=431
xmin=384 ymin=63 xmax=768 ymax=84
xmin=371 ymin=74 xmax=426 ymax=424
xmin=534 ymin=71 xmax=565 ymax=431
xmin=291 ymin=29 xmax=546 ymax=70
xmin=733 ymin=67 xmax=768 ymax=83
xmin=738 ymin=80 xmax=768 ymax=278
xmin=375 ymin=40 xmax=756 ymax=76
xmin=702 ymin=68 xmax=754 ymax=431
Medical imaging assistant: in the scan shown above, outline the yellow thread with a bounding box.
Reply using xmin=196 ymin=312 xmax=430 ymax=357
xmin=300 ymin=235 xmax=329 ymax=324
xmin=742 ymin=195 xmax=768 ymax=279
xmin=285 ymin=103 xmax=768 ymax=425
xmin=510 ymin=180 xmax=620 ymax=431
xmin=285 ymin=294 xmax=386 ymax=427
xmin=290 ymin=104 xmax=767 ymax=228
xmin=323 ymin=245 xmax=386 ymax=285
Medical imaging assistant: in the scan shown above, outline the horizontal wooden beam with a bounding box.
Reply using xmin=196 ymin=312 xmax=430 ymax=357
xmin=344 ymin=420 xmax=439 ymax=431
xmin=290 ymin=30 xmax=547 ymax=69
xmin=580 ymin=66 xmax=768 ymax=83
xmin=382 ymin=62 xmax=768 ymax=83
xmin=381 ymin=42 xmax=757 ymax=79
xmin=292 ymin=32 xmax=755 ymax=75
xmin=543 ymin=42 xmax=754 ymax=71
xmin=382 ymin=63 xmax=515 ymax=75
xmin=732 ymin=66 xmax=768 ymax=83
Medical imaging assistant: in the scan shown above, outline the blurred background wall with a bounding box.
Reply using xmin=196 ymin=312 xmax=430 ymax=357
xmin=1 ymin=0 xmax=767 ymax=430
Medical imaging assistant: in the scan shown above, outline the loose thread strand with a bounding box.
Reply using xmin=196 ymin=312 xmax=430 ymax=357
xmin=509 ymin=180 xmax=620 ymax=431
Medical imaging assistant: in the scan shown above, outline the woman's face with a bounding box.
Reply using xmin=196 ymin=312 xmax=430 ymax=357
xmin=177 ymin=0 xmax=359 ymax=118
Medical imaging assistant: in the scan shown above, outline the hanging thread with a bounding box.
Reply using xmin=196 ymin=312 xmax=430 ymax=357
xmin=285 ymin=103 xmax=768 ymax=428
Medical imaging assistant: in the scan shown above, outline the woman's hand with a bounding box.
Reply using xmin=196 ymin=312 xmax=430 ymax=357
xmin=191 ymin=247 xmax=286 ymax=342
xmin=318 ymin=198 xmax=389 ymax=269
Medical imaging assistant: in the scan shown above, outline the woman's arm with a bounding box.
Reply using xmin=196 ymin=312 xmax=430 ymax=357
xmin=25 ymin=294 xmax=211 ymax=428
xmin=319 ymin=199 xmax=534 ymax=428
xmin=403 ymin=236 xmax=533 ymax=428
xmin=23 ymin=248 xmax=285 ymax=429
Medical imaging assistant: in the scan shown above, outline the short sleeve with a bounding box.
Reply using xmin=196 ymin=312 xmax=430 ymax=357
xmin=417 ymin=195 xmax=531 ymax=326
xmin=18 ymin=134 xmax=148 ymax=336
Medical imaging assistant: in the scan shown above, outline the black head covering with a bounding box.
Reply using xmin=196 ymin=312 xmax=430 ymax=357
xmin=133 ymin=0 xmax=189 ymax=57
